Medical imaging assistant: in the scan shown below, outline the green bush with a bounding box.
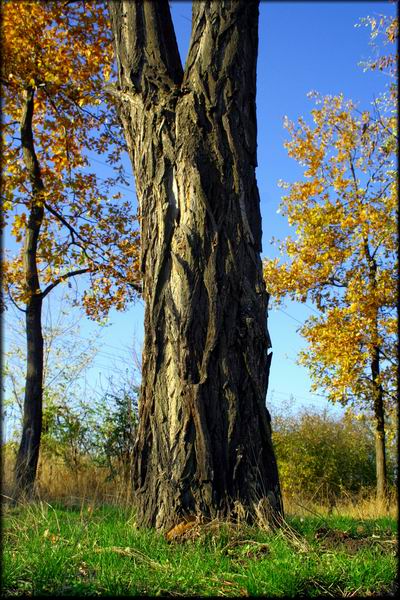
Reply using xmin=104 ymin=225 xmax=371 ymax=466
xmin=271 ymin=404 xmax=394 ymax=502
xmin=91 ymin=386 xmax=139 ymax=483
xmin=39 ymin=384 xmax=138 ymax=482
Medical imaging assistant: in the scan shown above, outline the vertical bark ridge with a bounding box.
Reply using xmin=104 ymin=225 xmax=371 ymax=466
xmin=109 ymin=0 xmax=282 ymax=530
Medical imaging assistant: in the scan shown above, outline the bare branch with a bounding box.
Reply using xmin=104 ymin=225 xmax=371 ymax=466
xmin=41 ymin=267 xmax=92 ymax=299
xmin=7 ymin=289 xmax=27 ymax=313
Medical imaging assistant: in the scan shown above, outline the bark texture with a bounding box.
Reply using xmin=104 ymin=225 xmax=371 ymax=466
xmin=371 ymin=346 xmax=388 ymax=502
xmin=14 ymin=88 xmax=45 ymax=497
xmin=364 ymin=242 xmax=388 ymax=502
xmin=109 ymin=0 xmax=282 ymax=530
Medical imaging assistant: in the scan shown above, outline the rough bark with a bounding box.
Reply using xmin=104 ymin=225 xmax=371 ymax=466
xmin=109 ymin=0 xmax=282 ymax=530
xmin=364 ymin=242 xmax=388 ymax=502
xmin=14 ymin=88 xmax=45 ymax=497
xmin=371 ymin=346 xmax=388 ymax=502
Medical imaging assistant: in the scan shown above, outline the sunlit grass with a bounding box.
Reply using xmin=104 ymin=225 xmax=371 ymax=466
xmin=2 ymin=501 xmax=397 ymax=597
xmin=2 ymin=445 xmax=397 ymax=596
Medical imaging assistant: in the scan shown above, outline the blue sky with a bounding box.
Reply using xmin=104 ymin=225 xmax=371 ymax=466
xmin=4 ymin=1 xmax=396 ymax=426
xmin=96 ymin=1 xmax=395 ymax=414
xmin=81 ymin=0 xmax=396 ymax=414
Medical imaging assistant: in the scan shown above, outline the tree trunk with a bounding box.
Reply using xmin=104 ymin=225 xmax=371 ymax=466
xmin=371 ymin=346 xmax=388 ymax=502
xmin=15 ymin=294 xmax=44 ymax=496
xmin=14 ymin=87 xmax=45 ymax=497
xmin=109 ymin=0 xmax=282 ymax=530
xmin=363 ymin=240 xmax=388 ymax=503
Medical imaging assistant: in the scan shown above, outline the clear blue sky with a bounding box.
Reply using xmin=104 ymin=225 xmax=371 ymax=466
xmin=84 ymin=0 xmax=395 ymax=415
xmin=85 ymin=0 xmax=394 ymax=415
xmin=4 ymin=1 xmax=396 ymax=426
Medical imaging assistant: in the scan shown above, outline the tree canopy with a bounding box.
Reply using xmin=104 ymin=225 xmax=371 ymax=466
xmin=1 ymin=0 xmax=141 ymax=319
xmin=264 ymin=91 xmax=397 ymax=408
xmin=263 ymin=15 xmax=397 ymax=412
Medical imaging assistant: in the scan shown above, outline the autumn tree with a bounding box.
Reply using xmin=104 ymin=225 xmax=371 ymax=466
xmin=1 ymin=1 xmax=140 ymax=497
xmin=263 ymin=16 xmax=397 ymax=502
xmin=108 ymin=0 xmax=282 ymax=530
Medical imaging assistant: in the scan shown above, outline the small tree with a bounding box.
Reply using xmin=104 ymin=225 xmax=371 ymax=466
xmin=263 ymin=16 xmax=397 ymax=502
xmin=3 ymin=300 xmax=98 ymax=469
xmin=1 ymin=1 xmax=141 ymax=496
xmin=92 ymin=386 xmax=139 ymax=485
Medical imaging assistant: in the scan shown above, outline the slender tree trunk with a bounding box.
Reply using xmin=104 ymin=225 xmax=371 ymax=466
xmin=371 ymin=346 xmax=388 ymax=502
xmin=14 ymin=87 xmax=45 ymax=497
xmin=109 ymin=0 xmax=282 ymax=530
xmin=15 ymin=294 xmax=44 ymax=496
xmin=363 ymin=239 xmax=388 ymax=503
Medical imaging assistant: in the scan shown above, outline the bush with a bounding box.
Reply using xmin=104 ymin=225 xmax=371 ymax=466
xmin=39 ymin=384 xmax=139 ymax=483
xmin=91 ymin=386 xmax=139 ymax=483
xmin=271 ymin=404 xmax=391 ymax=503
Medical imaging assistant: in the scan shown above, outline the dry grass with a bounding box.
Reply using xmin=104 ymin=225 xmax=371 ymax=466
xmin=282 ymin=488 xmax=398 ymax=520
xmin=2 ymin=443 xmax=398 ymax=519
xmin=1 ymin=444 xmax=134 ymax=508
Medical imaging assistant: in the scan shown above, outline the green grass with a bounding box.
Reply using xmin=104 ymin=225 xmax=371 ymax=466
xmin=2 ymin=502 xmax=397 ymax=597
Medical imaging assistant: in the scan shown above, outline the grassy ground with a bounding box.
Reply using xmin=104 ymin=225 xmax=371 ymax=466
xmin=2 ymin=500 xmax=397 ymax=597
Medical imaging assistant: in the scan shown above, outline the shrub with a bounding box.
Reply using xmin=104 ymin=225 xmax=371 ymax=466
xmin=271 ymin=403 xmax=394 ymax=503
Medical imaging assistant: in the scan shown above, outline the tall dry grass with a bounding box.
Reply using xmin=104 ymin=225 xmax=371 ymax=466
xmin=282 ymin=489 xmax=398 ymax=520
xmin=1 ymin=444 xmax=134 ymax=508
xmin=2 ymin=443 xmax=397 ymax=518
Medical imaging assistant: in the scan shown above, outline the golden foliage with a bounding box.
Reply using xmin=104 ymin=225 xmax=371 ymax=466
xmin=1 ymin=0 xmax=141 ymax=317
xmin=263 ymin=20 xmax=397 ymax=410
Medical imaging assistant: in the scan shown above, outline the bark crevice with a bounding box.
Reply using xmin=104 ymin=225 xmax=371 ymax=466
xmin=109 ymin=0 xmax=282 ymax=530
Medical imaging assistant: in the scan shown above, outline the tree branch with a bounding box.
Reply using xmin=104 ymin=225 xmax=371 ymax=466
xmin=378 ymin=347 xmax=396 ymax=366
xmin=324 ymin=277 xmax=347 ymax=288
xmin=41 ymin=267 xmax=92 ymax=299
xmin=7 ymin=289 xmax=27 ymax=313
xmin=44 ymin=201 xmax=89 ymax=248
xmin=108 ymin=267 xmax=143 ymax=295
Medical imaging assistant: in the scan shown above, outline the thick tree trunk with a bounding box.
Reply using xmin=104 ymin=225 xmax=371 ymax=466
xmin=14 ymin=88 xmax=45 ymax=497
xmin=371 ymin=346 xmax=388 ymax=502
xmin=109 ymin=0 xmax=282 ymax=530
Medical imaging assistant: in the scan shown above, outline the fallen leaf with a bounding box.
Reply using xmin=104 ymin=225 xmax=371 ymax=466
xmin=165 ymin=516 xmax=197 ymax=541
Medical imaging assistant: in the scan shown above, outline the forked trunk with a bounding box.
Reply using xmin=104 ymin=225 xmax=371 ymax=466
xmin=109 ymin=0 xmax=282 ymax=530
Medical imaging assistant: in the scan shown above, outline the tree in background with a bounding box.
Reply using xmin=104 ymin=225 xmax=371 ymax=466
xmin=357 ymin=14 xmax=398 ymax=100
xmin=3 ymin=297 xmax=141 ymax=495
xmin=38 ymin=383 xmax=139 ymax=481
xmin=272 ymin=404 xmax=385 ymax=506
xmin=91 ymin=385 xmax=139 ymax=486
xmin=109 ymin=0 xmax=282 ymax=530
xmin=1 ymin=1 xmax=141 ymax=497
xmin=3 ymin=296 xmax=98 ymax=448
xmin=264 ymin=16 xmax=397 ymax=501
